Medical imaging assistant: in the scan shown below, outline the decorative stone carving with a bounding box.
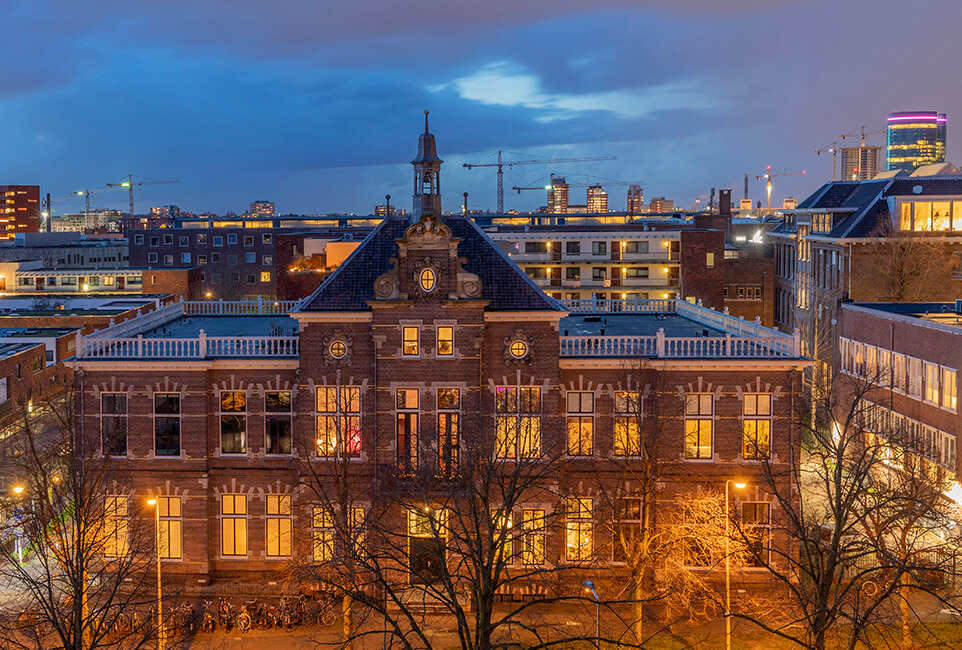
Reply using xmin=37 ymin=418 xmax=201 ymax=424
xmin=322 ymin=329 xmax=354 ymax=366
xmin=503 ymin=329 xmax=533 ymax=365
xmin=403 ymin=214 xmax=452 ymax=248
xmin=373 ymin=257 xmax=399 ymax=299
xmin=455 ymin=256 xmax=482 ymax=299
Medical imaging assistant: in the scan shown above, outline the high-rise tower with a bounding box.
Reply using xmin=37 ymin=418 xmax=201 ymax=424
xmin=887 ymin=111 xmax=947 ymax=172
xmin=411 ymin=110 xmax=443 ymax=219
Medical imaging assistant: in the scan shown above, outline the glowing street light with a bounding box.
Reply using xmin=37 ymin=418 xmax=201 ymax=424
xmin=583 ymin=580 xmax=600 ymax=649
xmin=12 ymin=485 xmax=24 ymax=564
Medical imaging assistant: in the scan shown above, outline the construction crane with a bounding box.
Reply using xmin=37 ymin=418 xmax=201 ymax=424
xmin=106 ymin=175 xmax=180 ymax=219
xmin=49 ymin=187 xmax=124 ymax=229
xmin=463 ymin=151 xmax=615 ymax=213
xmin=815 ymin=142 xmax=839 ymax=181
xmin=754 ymin=166 xmax=806 ymax=209
xmin=512 ymin=175 xmax=640 ymax=192
xmin=841 ymin=126 xmax=884 ymax=147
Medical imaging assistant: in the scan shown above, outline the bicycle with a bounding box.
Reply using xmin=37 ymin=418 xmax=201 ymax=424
xmin=200 ymin=600 xmax=216 ymax=633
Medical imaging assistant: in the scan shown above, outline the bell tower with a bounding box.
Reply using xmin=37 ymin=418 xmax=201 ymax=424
xmin=411 ymin=110 xmax=443 ymax=220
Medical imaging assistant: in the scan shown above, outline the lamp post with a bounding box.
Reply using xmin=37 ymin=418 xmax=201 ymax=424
xmin=147 ymin=498 xmax=163 ymax=650
xmin=583 ymin=580 xmax=600 ymax=650
xmin=725 ymin=480 xmax=746 ymax=650
xmin=12 ymin=485 xmax=24 ymax=564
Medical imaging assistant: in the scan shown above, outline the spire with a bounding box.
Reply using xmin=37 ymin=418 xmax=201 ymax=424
xmin=425 ymin=109 xmax=430 ymax=133
xmin=412 ymin=111 xmax=443 ymax=220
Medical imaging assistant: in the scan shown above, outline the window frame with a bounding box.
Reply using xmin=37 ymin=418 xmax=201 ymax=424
xmin=684 ymin=393 xmax=714 ymax=460
xmin=153 ymin=392 xmax=181 ymax=457
xmin=221 ymin=494 xmax=248 ymax=557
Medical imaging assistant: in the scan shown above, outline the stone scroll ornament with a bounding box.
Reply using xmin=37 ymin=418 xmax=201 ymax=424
xmin=503 ymin=329 xmax=533 ymax=365
xmin=373 ymin=258 xmax=400 ymax=300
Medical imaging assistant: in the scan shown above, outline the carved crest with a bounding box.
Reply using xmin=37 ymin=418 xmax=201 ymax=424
xmin=503 ymin=329 xmax=533 ymax=365
xmin=455 ymin=257 xmax=482 ymax=299
xmin=403 ymin=214 xmax=452 ymax=248
xmin=322 ymin=329 xmax=354 ymax=366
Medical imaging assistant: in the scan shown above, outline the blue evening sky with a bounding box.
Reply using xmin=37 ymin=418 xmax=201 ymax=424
xmin=1 ymin=0 xmax=958 ymax=216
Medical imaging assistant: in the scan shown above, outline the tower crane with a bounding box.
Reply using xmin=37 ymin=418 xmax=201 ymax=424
xmin=463 ymin=151 xmax=615 ymax=213
xmin=512 ymin=175 xmax=641 ymax=192
xmin=49 ymin=187 xmax=125 ymax=229
xmin=841 ymin=126 xmax=884 ymax=147
xmin=106 ymin=175 xmax=180 ymax=219
xmin=754 ymin=166 xmax=806 ymax=209
xmin=815 ymin=142 xmax=839 ymax=181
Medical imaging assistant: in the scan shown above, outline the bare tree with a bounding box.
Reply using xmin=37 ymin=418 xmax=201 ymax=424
xmin=733 ymin=366 xmax=962 ymax=650
xmin=0 ymin=370 xmax=158 ymax=649
xmin=854 ymin=223 xmax=959 ymax=303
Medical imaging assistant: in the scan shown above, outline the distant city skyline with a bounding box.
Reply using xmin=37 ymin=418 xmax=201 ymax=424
xmin=1 ymin=0 xmax=959 ymax=216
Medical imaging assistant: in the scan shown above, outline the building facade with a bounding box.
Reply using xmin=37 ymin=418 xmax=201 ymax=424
xmin=0 ymin=186 xmax=41 ymax=239
xmin=840 ymin=146 xmax=881 ymax=181
xmin=68 ymin=124 xmax=806 ymax=597
xmin=887 ymin=111 xmax=947 ymax=172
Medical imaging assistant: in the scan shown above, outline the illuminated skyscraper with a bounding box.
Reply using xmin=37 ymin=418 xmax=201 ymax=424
xmin=586 ymin=184 xmax=608 ymax=213
xmin=887 ymin=111 xmax=947 ymax=172
xmin=0 ymin=185 xmax=41 ymax=238
xmin=547 ymin=176 xmax=569 ymax=214
xmin=627 ymin=184 xmax=644 ymax=215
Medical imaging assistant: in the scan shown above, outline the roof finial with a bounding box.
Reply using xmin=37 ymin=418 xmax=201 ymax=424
xmin=424 ymin=109 xmax=430 ymax=133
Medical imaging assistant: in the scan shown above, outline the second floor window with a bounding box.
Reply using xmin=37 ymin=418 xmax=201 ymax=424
xmin=743 ymin=394 xmax=772 ymax=459
xmin=566 ymin=392 xmax=593 ymax=456
xmin=316 ymin=386 xmax=361 ymax=457
xmin=614 ymin=391 xmax=642 ymax=456
xmin=521 ymin=508 xmax=546 ymax=566
xmin=154 ymin=393 xmax=180 ymax=456
xmin=101 ymin=393 xmax=127 ymax=457
xmin=685 ymin=393 xmax=713 ymax=460
xmin=103 ymin=496 xmax=129 ymax=558
xmin=437 ymin=326 xmax=454 ymax=356
xmin=565 ymin=497 xmax=592 ymax=561
xmin=403 ymin=327 xmax=419 ymax=356
xmin=220 ymin=391 xmax=247 ymax=454
xmin=397 ymin=388 xmax=419 ymax=472
xmin=437 ymin=388 xmax=460 ymax=476
xmin=495 ymin=387 xmax=541 ymax=459
xmin=158 ymin=496 xmax=182 ymax=560
xmin=265 ymin=391 xmax=292 ymax=455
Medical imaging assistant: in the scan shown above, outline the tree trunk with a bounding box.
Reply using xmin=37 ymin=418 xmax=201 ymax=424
xmin=631 ymin=577 xmax=644 ymax=643
xmin=342 ymin=594 xmax=354 ymax=650
xmin=900 ymin=578 xmax=912 ymax=648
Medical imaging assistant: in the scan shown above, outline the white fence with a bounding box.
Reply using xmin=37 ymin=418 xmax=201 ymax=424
xmin=79 ymin=332 xmax=299 ymax=359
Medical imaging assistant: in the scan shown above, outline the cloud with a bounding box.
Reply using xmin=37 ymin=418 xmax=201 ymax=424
xmin=436 ymin=62 xmax=722 ymax=122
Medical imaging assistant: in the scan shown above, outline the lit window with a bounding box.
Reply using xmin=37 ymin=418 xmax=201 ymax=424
xmin=925 ymin=362 xmax=941 ymax=404
xmin=565 ymin=497 xmax=592 ymax=561
xmin=943 ymin=368 xmax=957 ymax=410
xmin=706 ymin=253 xmax=715 ymax=268
xmin=437 ymin=326 xmax=454 ymax=356
xmin=613 ymin=498 xmax=642 ymax=563
xmin=329 ymin=340 xmax=347 ymax=358
xmin=104 ymin=496 xmax=129 ymax=558
xmin=743 ymin=394 xmax=771 ymax=459
xmin=158 ymin=496 xmax=182 ymax=559
xmin=260 ymin=272 xmax=271 ymax=283
xmin=316 ymin=386 xmax=361 ymax=457
xmin=312 ymin=507 xmax=333 ymax=563
xmin=221 ymin=495 xmax=247 ymax=556
xmin=614 ymin=391 xmax=641 ymax=457
xmin=566 ymin=391 xmax=593 ymax=456
xmin=402 ymin=327 xmax=419 ymax=356
xmin=397 ymin=388 xmax=419 ymax=472
xmin=491 ymin=509 xmax=513 ymax=563
xmin=684 ymin=393 xmax=713 ymax=460
xmin=742 ymin=502 xmax=770 ymax=567
xmin=521 ymin=509 xmax=545 ymax=565
xmin=509 ymin=340 xmax=528 ymax=359
xmin=437 ymin=388 xmax=460 ymax=476
xmin=266 ymin=495 xmax=292 ymax=557
xmin=419 ymin=268 xmax=436 ymax=292
xmin=408 ymin=508 xmax=446 ymax=584
xmin=220 ymin=391 xmax=247 ymax=454
xmin=495 ymin=387 xmax=541 ymax=459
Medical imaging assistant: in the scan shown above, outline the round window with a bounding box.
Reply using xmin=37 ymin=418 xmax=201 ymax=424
xmin=419 ymin=268 xmax=437 ymax=292
xmin=509 ymin=340 xmax=528 ymax=359
xmin=329 ymin=340 xmax=347 ymax=359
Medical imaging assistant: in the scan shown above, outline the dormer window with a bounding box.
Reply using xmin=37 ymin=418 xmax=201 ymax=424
xmin=419 ymin=268 xmax=437 ymax=293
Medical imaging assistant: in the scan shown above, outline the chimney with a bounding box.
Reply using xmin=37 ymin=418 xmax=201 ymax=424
xmin=719 ymin=189 xmax=732 ymax=216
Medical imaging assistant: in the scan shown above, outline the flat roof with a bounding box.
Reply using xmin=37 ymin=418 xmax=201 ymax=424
xmin=142 ymin=315 xmax=297 ymax=339
xmin=849 ymin=302 xmax=962 ymax=330
xmin=0 ymin=343 xmax=42 ymax=359
xmin=561 ymin=313 xmax=727 ymax=338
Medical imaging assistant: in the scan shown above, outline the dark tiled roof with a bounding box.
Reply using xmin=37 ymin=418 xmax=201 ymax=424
xmin=297 ymin=216 xmax=564 ymax=312
xmin=831 ymin=180 xmax=889 ymax=237
xmin=884 ymin=177 xmax=962 ymax=197
xmin=797 ymin=182 xmax=860 ymax=210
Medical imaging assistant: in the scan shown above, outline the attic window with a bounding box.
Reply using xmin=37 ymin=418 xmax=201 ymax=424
xmin=510 ymin=341 xmax=528 ymax=359
xmin=419 ymin=268 xmax=437 ymax=293
xmin=329 ymin=341 xmax=347 ymax=359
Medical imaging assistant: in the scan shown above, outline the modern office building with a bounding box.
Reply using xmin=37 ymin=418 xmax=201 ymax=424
xmin=840 ymin=146 xmax=881 ymax=181
xmin=249 ymin=201 xmax=275 ymax=218
xmin=627 ymin=184 xmax=644 ymax=215
xmin=887 ymin=111 xmax=947 ymax=172
xmin=586 ymin=185 xmax=608 ymax=214
xmin=0 ymin=186 xmax=41 ymax=239
xmin=547 ymin=176 xmax=570 ymax=214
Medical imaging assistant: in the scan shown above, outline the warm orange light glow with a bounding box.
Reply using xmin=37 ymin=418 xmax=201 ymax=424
xmin=147 ymin=498 xmax=157 ymax=506
xmin=12 ymin=486 xmax=23 ymax=495
xmin=734 ymin=482 xmax=747 ymax=490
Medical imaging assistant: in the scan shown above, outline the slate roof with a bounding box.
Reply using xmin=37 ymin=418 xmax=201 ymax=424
xmin=296 ymin=216 xmax=565 ymax=312
xmin=796 ymin=182 xmax=860 ymax=210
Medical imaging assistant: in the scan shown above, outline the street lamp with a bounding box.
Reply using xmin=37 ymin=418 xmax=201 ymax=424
xmin=583 ymin=580 xmax=600 ymax=650
xmin=147 ymin=498 xmax=163 ymax=650
xmin=12 ymin=485 xmax=24 ymax=564
xmin=725 ymin=480 xmax=747 ymax=650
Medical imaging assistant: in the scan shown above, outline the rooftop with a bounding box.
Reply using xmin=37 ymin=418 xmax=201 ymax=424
xmin=847 ymin=302 xmax=962 ymax=330
xmin=141 ymin=315 xmax=296 ymax=339
xmin=561 ymin=313 xmax=726 ymax=338
xmin=0 ymin=327 xmax=80 ymax=338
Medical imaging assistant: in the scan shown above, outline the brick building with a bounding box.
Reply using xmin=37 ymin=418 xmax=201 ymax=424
xmin=69 ymin=124 xmax=808 ymax=600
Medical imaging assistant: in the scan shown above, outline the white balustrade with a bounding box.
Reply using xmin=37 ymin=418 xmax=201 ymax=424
xmin=78 ymin=334 xmax=298 ymax=359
